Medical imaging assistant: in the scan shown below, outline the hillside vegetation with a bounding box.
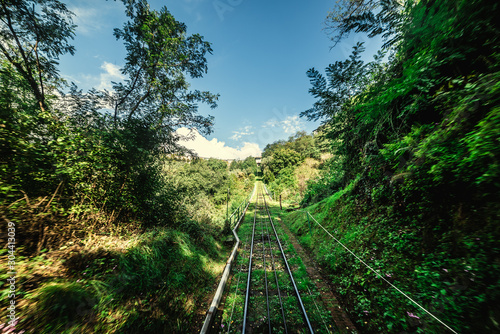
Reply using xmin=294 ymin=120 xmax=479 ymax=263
xmin=261 ymin=131 xmax=331 ymax=203
xmin=1 ymin=153 xmax=254 ymax=333
xmin=1 ymin=0 xmax=499 ymax=332
xmin=283 ymin=0 xmax=500 ymax=332
xmin=0 ymin=1 xmax=254 ymax=332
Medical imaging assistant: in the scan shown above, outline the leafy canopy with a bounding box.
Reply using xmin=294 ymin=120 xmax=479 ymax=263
xmin=325 ymin=0 xmax=405 ymax=48
xmin=112 ymin=0 xmax=218 ymax=136
xmin=0 ymin=0 xmax=76 ymax=111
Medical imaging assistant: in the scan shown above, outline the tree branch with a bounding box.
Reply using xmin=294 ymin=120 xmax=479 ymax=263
xmin=114 ymin=65 xmax=144 ymax=125
xmin=127 ymin=86 xmax=151 ymax=122
xmin=30 ymin=5 xmax=45 ymax=109
xmin=1 ymin=1 xmax=46 ymax=111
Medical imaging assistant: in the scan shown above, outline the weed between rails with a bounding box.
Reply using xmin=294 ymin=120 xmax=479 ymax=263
xmin=218 ymin=194 xmax=337 ymax=333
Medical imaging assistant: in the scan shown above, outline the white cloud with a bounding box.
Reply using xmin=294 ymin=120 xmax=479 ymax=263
xmin=97 ymin=62 xmax=125 ymax=90
xmin=281 ymin=115 xmax=303 ymax=133
xmin=230 ymin=125 xmax=254 ymax=141
xmin=263 ymin=118 xmax=279 ymax=128
xmin=264 ymin=115 xmax=304 ymax=134
xmin=176 ymin=127 xmax=261 ymax=159
xmin=70 ymin=7 xmax=104 ymax=35
xmin=63 ymin=61 xmax=124 ymax=91
xmin=70 ymin=0 xmax=125 ymax=35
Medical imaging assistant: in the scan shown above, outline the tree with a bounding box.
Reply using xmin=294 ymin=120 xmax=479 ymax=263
xmin=229 ymin=159 xmax=243 ymax=171
xmin=111 ymin=0 xmax=218 ymax=137
xmin=242 ymin=156 xmax=258 ymax=175
xmin=287 ymin=131 xmax=320 ymax=159
xmin=206 ymin=158 xmax=228 ymax=174
xmin=262 ymin=166 xmax=275 ymax=184
xmin=0 ymin=0 xmax=76 ymax=111
xmin=262 ymin=139 xmax=286 ymax=158
xmin=266 ymin=148 xmax=303 ymax=176
xmin=79 ymin=0 xmax=223 ymax=220
xmin=324 ymin=0 xmax=404 ymax=49
xmin=0 ymin=1 xmax=78 ymax=204
xmin=301 ymin=42 xmax=373 ymax=122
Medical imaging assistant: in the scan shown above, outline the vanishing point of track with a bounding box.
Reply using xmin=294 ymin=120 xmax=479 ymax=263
xmin=221 ymin=183 xmax=320 ymax=333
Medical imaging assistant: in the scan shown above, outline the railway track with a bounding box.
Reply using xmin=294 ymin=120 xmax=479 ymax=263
xmin=212 ymin=182 xmax=337 ymax=334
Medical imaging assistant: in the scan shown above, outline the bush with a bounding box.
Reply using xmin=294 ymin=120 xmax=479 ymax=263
xmin=27 ymin=282 xmax=97 ymax=332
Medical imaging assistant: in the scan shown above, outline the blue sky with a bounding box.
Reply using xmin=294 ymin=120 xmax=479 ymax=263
xmin=58 ymin=0 xmax=381 ymax=159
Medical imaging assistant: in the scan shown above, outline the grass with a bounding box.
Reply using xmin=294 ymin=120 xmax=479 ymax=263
xmin=217 ymin=182 xmax=338 ymax=333
xmin=0 ymin=174 xmax=256 ymax=333
xmin=2 ymin=225 xmax=231 ymax=333
xmin=27 ymin=281 xmax=97 ymax=333
xmin=280 ymin=176 xmax=500 ymax=333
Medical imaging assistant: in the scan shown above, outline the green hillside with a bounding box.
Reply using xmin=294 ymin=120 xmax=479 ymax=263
xmin=276 ymin=0 xmax=500 ymax=332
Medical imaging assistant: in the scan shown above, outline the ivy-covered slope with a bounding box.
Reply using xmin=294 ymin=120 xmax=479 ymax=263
xmin=286 ymin=166 xmax=499 ymax=333
xmin=291 ymin=0 xmax=500 ymax=332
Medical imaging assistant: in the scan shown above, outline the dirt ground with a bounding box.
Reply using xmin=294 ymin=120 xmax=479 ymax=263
xmin=276 ymin=216 xmax=358 ymax=334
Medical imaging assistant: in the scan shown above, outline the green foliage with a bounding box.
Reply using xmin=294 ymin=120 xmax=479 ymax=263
xmin=106 ymin=228 xmax=227 ymax=332
xmin=262 ymin=131 xmax=326 ymax=160
xmin=261 ymin=131 xmax=329 ymax=202
xmin=304 ymin=0 xmax=500 ymax=202
xmin=269 ymin=167 xmax=297 ymax=196
xmin=112 ymin=0 xmax=218 ymax=129
xmin=298 ymin=0 xmax=500 ymax=332
xmin=301 ymin=157 xmax=344 ymax=206
xmin=301 ymin=42 xmax=389 ymax=182
xmin=262 ymin=166 xmax=275 ymax=184
xmin=461 ymin=105 xmax=500 ymax=186
xmin=0 ymin=0 xmax=76 ymax=110
xmin=0 ymin=2 xmax=251 ymax=331
xmin=14 ymin=223 xmax=230 ymax=333
xmin=289 ymin=131 xmax=322 ymax=159
xmin=324 ymin=0 xmax=404 ymax=48
xmin=174 ymin=158 xmax=230 ymax=202
xmin=265 ymin=148 xmax=302 ymax=175
xmin=302 ymin=42 xmax=373 ymax=122
xmin=28 ymin=281 xmax=96 ymax=332
xmin=162 ymin=157 xmax=253 ymax=230
xmin=229 ymin=156 xmax=258 ymax=176
xmin=0 ymin=0 xmax=224 ymax=233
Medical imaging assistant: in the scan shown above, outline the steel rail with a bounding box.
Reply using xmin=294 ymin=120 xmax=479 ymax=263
xmin=242 ymin=195 xmax=258 ymax=333
xmin=264 ymin=200 xmax=289 ymax=334
xmin=307 ymin=285 xmax=332 ymax=334
xmin=259 ymin=195 xmax=272 ymax=333
xmin=199 ymin=183 xmax=255 ymax=334
xmin=263 ymin=193 xmax=315 ymax=334
xmin=225 ymin=233 xmax=250 ymax=333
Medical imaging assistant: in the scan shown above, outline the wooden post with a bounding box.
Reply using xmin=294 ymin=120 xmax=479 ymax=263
xmin=225 ymin=188 xmax=229 ymax=231
xmin=226 ymin=188 xmax=229 ymax=221
xmin=279 ymin=195 xmax=282 ymax=210
xmin=307 ymin=212 xmax=311 ymax=234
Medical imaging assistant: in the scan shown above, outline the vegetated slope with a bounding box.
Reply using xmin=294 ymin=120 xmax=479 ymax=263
xmin=286 ymin=169 xmax=499 ymax=333
xmin=261 ymin=131 xmax=331 ymax=203
xmin=1 ymin=157 xmax=254 ymax=333
xmin=0 ymin=1 xmax=252 ymax=333
xmin=288 ymin=0 xmax=500 ymax=332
